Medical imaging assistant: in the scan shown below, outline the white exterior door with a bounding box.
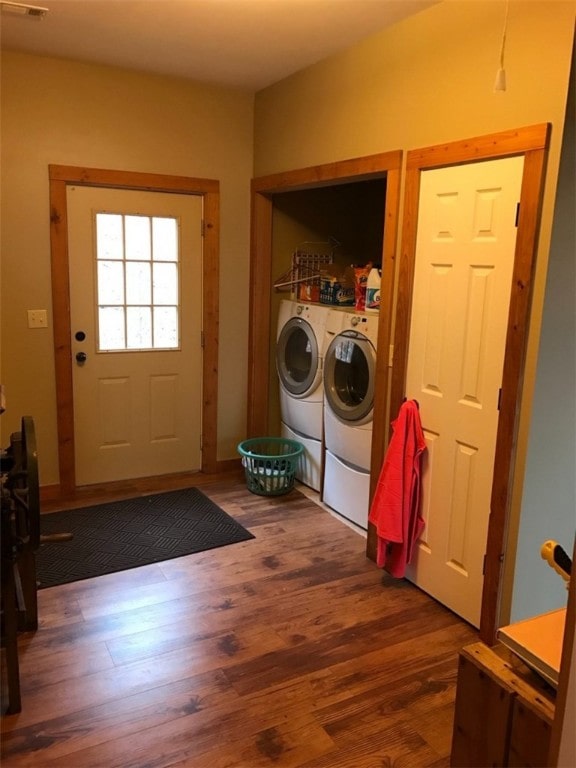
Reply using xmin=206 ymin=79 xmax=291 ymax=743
xmin=67 ymin=186 xmax=203 ymax=486
xmin=404 ymin=156 xmax=524 ymax=627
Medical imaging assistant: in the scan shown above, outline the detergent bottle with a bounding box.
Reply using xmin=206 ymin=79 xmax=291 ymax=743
xmin=365 ymin=266 xmax=381 ymax=313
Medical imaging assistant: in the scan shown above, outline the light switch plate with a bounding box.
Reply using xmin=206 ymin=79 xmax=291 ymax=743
xmin=28 ymin=309 xmax=48 ymax=328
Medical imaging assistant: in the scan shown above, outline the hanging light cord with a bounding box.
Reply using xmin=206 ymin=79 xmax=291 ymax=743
xmin=494 ymin=0 xmax=510 ymax=91
xmin=498 ymin=0 xmax=510 ymax=72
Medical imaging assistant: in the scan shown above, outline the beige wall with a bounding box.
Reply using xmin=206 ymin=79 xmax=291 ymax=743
xmin=254 ymin=1 xmax=574 ymax=174
xmin=0 ymin=52 xmax=254 ymax=484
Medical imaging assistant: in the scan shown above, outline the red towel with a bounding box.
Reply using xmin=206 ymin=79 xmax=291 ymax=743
xmin=368 ymin=399 xmax=426 ymax=577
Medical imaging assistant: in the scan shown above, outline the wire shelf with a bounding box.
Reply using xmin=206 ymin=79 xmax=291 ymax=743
xmin=273 ymin=239 xmax=339 ymax=299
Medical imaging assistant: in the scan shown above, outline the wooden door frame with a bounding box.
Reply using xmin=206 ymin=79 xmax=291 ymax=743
xmin=248 ymin=150 xmax=403 ymax=503
xmin=386 ymin=124 xmax=550 ymax=645
xmin=49 ymin=164 xmax=220 ymax=494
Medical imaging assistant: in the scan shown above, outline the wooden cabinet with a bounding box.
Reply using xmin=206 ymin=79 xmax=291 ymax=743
xmin=451 ymin=642 xmax=555 ymax=767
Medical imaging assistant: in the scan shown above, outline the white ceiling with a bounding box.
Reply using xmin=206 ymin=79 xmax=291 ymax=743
xmin=0 ymin=0 xmax=438 ymax=91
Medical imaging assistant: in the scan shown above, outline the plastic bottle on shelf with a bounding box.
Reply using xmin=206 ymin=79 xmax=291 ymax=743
xmin=365 ymin=266 xmax=381 ymax=313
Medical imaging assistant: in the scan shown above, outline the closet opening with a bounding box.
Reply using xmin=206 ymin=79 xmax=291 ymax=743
xmin=248 ymin=151 xmax=402 ymax=537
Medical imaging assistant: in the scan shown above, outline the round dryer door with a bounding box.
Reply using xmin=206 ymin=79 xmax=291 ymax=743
xmin=324 ymin=330 xmax=376 ymax=424
xmin=276 ymin=316 xmax=321 ymax=397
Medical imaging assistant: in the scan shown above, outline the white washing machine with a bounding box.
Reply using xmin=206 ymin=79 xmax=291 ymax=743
xmin=276 ymin=299 xmax=330 ymax=491
xmin=322 ymin=310 xmax=379 ymax=529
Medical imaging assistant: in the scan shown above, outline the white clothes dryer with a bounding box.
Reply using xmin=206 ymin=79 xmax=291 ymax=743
xmin=322 ymin=311 xmax=379 ymax=529
xmin=276 ymin=299 xmax=330 ymax=490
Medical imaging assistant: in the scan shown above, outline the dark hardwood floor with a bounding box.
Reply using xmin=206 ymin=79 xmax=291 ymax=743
xmin=1 ymin=474 xmax=477 ymax=767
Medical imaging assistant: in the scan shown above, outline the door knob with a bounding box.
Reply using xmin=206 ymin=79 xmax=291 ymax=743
xmin=75 ymin=352 xmax=87 ymax=364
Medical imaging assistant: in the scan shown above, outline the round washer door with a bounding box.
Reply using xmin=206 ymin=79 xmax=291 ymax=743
xmin=323 ymin=330 xmax=376 ymax=424
xmin=276 ymin=317 xmax=321 ymax=397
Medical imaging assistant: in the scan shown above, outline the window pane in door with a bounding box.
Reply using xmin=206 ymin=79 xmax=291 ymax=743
xmin=99 ymin=307 xmax=126 ymax=350
xmin=153 ymin=217 xmax=178 ymax=261
xmin=154 ymin=307 xmax=178 ymax=348
xmin=96 ymin=213 xmax=123 ymax=260
xmin=126 ymin=261 xmax=151 ymax=305
xmin=125 ymin=216 xmax=151 ymax=261
xmin=153 ymin=262 xmax=178 ymax=305
xmin=98 ymin=261 xmax=124 ymax=305
xmin=127 ymin=306 xmax=152 ymax=349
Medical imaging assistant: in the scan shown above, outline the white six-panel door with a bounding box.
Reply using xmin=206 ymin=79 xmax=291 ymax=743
xmin=404 ymin=156 xmax=524 ymax=627
xmin=67 ymin=186 xmax=203 ymax=486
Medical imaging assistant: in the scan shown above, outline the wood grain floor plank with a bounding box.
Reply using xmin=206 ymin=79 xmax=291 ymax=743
xmin=409 ymin=701 xmax=457 ymax=758
xmin=299 ymin=718 xmax=442 ymax=768
xmin=316 ymin=656 xmax=459 ymax=734
xmin=188 ymin=713 xmax=337 ymax=768
xmin=1 ymin=668 xmax=237 ymax=766
xmin=223 ymin=603 xmax=463 ymax=696
xmin=18 ymin=640 xmax=116 ymax=695
xmin=308 ymin=618 xmax=474 ymax=700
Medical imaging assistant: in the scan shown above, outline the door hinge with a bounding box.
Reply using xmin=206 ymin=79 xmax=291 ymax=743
xmin=200 ymin=331 xmax=205 ymax=348
xmin=515 ymin=202 xmax=520 ymax=227
xmin=200 ymin=433 xmax=203 ymax=450
xmin=497 ymin=387 xmax=502 ymax=410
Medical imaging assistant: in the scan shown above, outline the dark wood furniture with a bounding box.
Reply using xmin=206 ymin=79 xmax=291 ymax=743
xmin=1 ymin=417 xmax=71 ymax=714
xmin=450 ymin=641 xmax=556 ymax=767
xmin=1 ymin=417 xmax=40 ymax=713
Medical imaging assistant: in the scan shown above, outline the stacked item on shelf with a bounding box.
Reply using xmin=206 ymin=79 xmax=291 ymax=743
xmin=273 ymin=241 xmax=337 ymax=301
xmin=319 ymin=265 xmax=355 ymax=307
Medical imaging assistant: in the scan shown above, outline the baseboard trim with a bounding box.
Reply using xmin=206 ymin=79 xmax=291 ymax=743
xmin=40 ymin=461 xmax=244 ymax=509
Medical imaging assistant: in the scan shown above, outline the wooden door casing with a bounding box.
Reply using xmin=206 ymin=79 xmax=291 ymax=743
xmin=49 ymin=165 xmax=221 ymax=493
xmin=388 ymin=124 xmax=550 ymax=644
xmin=249 ymin=150 xmax=403 ymax=510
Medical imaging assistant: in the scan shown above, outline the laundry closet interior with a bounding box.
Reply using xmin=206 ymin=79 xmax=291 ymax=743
xmin=249 ymin=152 xmax=402 ymax=540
